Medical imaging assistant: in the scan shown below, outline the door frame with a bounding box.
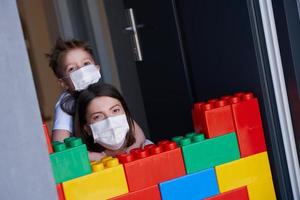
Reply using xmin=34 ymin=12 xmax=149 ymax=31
xmin=258 ymin=0 xmax=300 ymax=198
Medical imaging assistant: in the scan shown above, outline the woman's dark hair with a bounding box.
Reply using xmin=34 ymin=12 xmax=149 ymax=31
xmin=46 ymin=38 xmax=94 ymax=78
xmin=75 ymin=83 xmax=136 ymax=152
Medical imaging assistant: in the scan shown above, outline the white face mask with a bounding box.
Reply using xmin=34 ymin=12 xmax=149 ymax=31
xmin=70 ymin=64 xmax=101 ymax=91
xmin=90 ymin=114 xmax=129 ymax=150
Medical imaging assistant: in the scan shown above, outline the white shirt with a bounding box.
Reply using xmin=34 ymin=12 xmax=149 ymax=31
xmin=53 ymin=91 xmax=73 ymax=133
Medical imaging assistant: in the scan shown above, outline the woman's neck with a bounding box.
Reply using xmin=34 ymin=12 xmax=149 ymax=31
xmin=104 ymin=145 xmax=127 ymax=157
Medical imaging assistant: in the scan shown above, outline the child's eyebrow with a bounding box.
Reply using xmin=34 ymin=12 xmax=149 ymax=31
xmin=83 ymin=57 xmax=93 ymax=61
xmin=63 ymin=63 xmax=77 ymax=69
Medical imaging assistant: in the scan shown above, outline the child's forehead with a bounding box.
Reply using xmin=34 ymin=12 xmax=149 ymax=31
xmin=66 ymin=48 xmax=93 ymax=58
xmin=60 ymin=48 xmax=93 ymax=64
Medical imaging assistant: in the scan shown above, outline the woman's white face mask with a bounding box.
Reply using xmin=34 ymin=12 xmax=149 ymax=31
xmin=70 ymin=64 xmax=101 ymax=91
xmin=90 ymin=114 xmax=129 ymax=150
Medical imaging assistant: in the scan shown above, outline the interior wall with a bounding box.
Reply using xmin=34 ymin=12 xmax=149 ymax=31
xmin=17 ymin=0 xmax=62 ymax=133
xmin=0 ymin=1 xmax=57 ymax=199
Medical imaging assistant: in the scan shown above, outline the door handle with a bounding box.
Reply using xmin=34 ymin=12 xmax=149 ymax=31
xmin=125 ymin=8 xmax=143 ymax=61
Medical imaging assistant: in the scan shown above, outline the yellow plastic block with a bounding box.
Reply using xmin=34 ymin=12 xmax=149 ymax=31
xmin=215 ymin=152 xmax=276 ymax=200
xmin=63 ymin=157 xmax=128 ymax=200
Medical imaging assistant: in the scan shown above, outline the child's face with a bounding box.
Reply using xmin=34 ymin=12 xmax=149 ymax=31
xmin=84 ymin=96 xmax=125 ymax=129
xmin=59 ymin=48 xmax=99 ymax=91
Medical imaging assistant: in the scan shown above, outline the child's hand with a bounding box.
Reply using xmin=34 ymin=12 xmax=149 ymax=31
xmin=52 ymin=130 xmax=71 ymax=142
xmin=88 ymin=151 xmax=106 ymax=161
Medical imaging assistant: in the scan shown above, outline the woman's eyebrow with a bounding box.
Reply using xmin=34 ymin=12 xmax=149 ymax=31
xmin=109 ymin=104 xmax=121 ymax=110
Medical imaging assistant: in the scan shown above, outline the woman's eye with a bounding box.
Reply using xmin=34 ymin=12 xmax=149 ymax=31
xmin=93 ymin=115 xmax=100 ymax=120
xmin=113 ymin=108 xmax=120 ymax=113
xmin=92 ymin=114 xmax=104 ymax=122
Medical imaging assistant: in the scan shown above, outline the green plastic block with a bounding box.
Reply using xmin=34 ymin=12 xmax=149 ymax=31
xmin=50 ymin=137 xmax=92 ymax=183
xmin=172 ymin=133 xmax=205 ymax=145
xmin=179 ymin=132 xmax=240 ymax=174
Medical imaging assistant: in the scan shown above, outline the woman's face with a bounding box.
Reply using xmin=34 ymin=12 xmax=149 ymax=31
xmin=85 ymin=96 xmax=125 ymax=126
xmin=84 ymin=96 xmax=129 ymax=151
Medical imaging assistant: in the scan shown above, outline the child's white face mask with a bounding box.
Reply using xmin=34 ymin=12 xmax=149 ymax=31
xmin=70 ymin=64 xmax=101 ymax=91
xmin=90 ymin=114 xmax=129 ymax=150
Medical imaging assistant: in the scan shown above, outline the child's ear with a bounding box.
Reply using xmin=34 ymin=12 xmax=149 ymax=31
xmin=95 ymin=64 xmax=100 ymax=70
xmin=58 ymin=79 xmax=69 ymax=90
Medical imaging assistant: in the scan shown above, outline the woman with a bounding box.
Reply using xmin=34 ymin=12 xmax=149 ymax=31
xmin=75 ymin=83 xmax=150 ymax=159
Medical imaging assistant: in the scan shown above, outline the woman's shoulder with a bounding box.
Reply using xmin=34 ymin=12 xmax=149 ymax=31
xmin=143 ymin=139 xmax=154 ymax=147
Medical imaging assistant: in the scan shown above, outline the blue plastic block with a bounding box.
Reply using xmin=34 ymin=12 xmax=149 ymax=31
xmin=159 ymin=168 xmax=219 ymax=200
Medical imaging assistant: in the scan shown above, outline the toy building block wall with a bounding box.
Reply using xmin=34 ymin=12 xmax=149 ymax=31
xmin=172 ymin=132 xmax=240 ymax=174
xmin=192 ymin=102 xmax=204 ymax=133
xmin=187 ymin=92 xmax=275 ymax=199
xmin=117 ymin=140 xmax=186 ymax=192
xmin=56 ymin=184 xmax=65 ymax=200
xmin=204 ymin=186 xmax=249 ymax=200
xmin=63 ymin=157 xmax=128 ymax=200
xmin=215 ymin=152 xmax=276 ymax=199
xmin=110 ymin=185 xmax=161 ymax=200
xmin=159 ymin=168 xmax=219 ymax=200
xmin=229 ymin=93 xmax=266 ymax=157
xmin=43 ymin=122 xmax=53 ymax=154
xmin=43 ymin=123 xmax=65 ymax=199
xmin=50 ymin=137 xmax=92 ymax=184
xmin=198 ymin=100 xmax=236 ymax=138
xmin=192 ymin=92 xmax=266 ymax=158
xmin=50 ymin=92 xmax=275 ymax=200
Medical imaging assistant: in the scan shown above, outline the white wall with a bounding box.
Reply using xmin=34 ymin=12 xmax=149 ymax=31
xmin=0 ymin=1 xmax=57 ymax=199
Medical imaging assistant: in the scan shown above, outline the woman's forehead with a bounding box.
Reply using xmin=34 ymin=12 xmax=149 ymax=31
xmin=87 ymin=96 xmax=121 ymax=113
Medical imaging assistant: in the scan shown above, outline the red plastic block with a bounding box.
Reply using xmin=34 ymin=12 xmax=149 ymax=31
xmin=110 ymin=185 xmax=161 ymax=200
xmin=43 ymin=122 xmax=53 ymax=153
xmin=117 ymin=141 xmax=186 ymax=192
xmin=56 ymin=184 xmax=65 ymax=200
xmin=205 ymin=186 xmax=249 ymax=200
xmin=229 ymin=93 xmax=266 ymax=157
xmin=192 ymin=102 xmax=205 ymax=133
xmin=201 ymin=99 xmax=236 ymax=138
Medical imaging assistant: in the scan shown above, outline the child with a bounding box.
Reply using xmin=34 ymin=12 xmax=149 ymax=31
xmin=76 ymin=83 xmax=152 ymax=158
xmin=46 ymin=38 xmax=146 ymax=160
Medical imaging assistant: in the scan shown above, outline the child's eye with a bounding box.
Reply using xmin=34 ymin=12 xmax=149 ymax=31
xmin=67 ymin=66 xmax=78 ymax=73
xmin=83 ymin=61 xmax=92 ymax=66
